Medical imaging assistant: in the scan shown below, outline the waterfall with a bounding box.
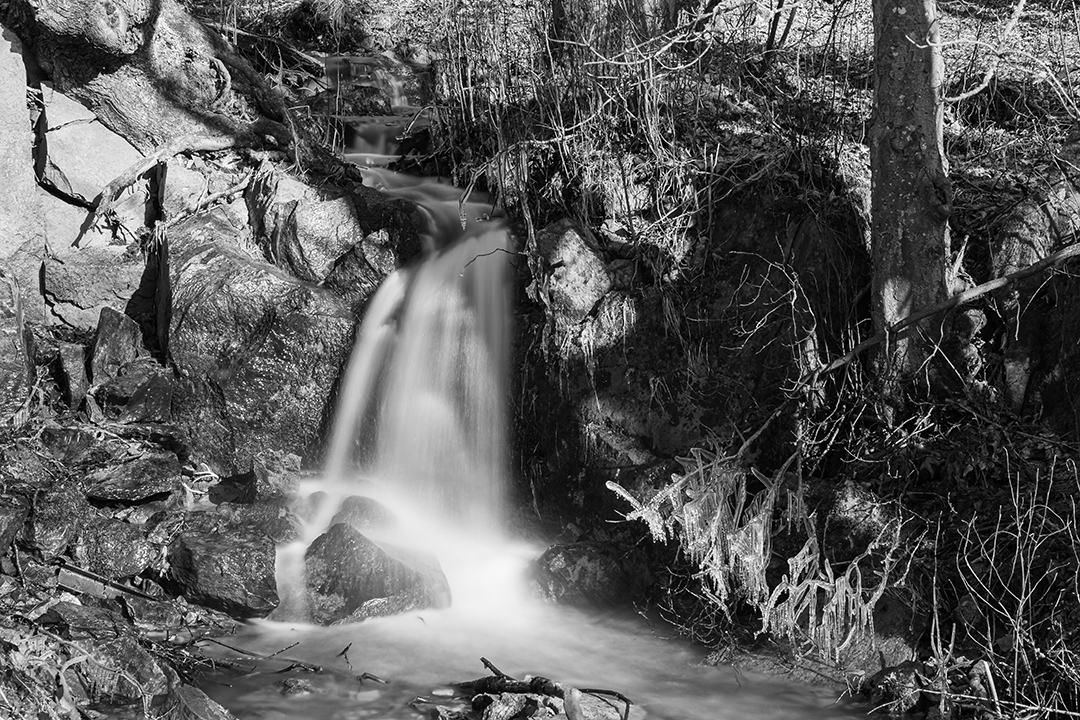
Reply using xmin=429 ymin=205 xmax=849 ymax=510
xmin=328 ymin=226 xmax=511 ymax=538
xmin=275 ymin=162 xmax=519 ymax=620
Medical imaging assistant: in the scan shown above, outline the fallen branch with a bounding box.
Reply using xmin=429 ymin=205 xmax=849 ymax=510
xmin=458 ymin=658 xmax=633 ymax=720
xmin=91 ymin=120 xmax=287 ymax=227
xmin=811 ymin=238 xmax=1080 ymax=381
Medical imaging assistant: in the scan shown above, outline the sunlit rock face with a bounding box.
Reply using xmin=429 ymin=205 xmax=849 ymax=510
xmin=168 ymin=237 xmax=356 ymax=477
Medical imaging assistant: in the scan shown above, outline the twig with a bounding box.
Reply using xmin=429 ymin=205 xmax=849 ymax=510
xmin=480 ymin=656 xmax=511 ymax=679
xmin=359 ymin=672 xmax=388 ymax=684
xmin=337 ymin=643 xmax=353 ymax=670
xmin=942 ymin=0 xmax=1028 ymax=103
xmin=265 ymin=641 xmax=300 ymax=659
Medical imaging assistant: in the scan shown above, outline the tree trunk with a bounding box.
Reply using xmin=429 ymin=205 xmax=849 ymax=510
xmin=5 ymin=0 xmax=290 ymax=154
xmin=869 ymin=0 xmax=953 ymax=406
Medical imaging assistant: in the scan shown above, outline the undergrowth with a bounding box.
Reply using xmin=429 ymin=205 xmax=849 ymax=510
xmin=180 ymin=0 xmax=1080 ymax=712
xmin=420 ymin=1 xmax=1080 ymax=713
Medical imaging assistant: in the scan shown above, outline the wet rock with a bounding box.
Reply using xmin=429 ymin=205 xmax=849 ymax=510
xmin=95 ymin=357 xmax=174 ymax=422
xmin=213 ymin=501 xmax=301 ymax=543
xmin=66 ymin=635 xmax=169 ymax=705
xmin=22 ymin=562 xmax=59 ymax=589
xmin=40 ymin=601 xmax=130 ymax=640
xmin=122 ymin=595 xmax=185 ymax=632
xmin=531 ymin=542 xmax=632 ymax=609
xmin=167 ymin=516 xmax=279 ymax=619
xmin=276 ymin=677 xmax=319 ymax=696
xmin=534 ymin=219 xmax=612 ymax=328
xmin=167 ymin=219 xmax=357 ymax=476
xmin=18 ymin=485 xmax=93 ymax=561
xmin=56 ymin=342 xmax=90 ymax=409
xmin=0 ymin=272 xmax=32 ymax=423
xmin=85 ymin=450 xmax=181 ymax=503
xmin=247 ymin=167 xmax=367 ymax=283
xmin=322 ymin=230 xmax=399 ymax=298
xmin=0 ymin=443 xmax=55 ymax=488
xmin=246 ymin=164 xmax=422 ymax=286
xmin=304 ymin=522 xmax=451 ymax=624
xmin=91 ymin=307 xmax=144 ymax=383
xmin=73 ymin=515 xmax=156 ymax=579
xmin=212 ymin=450 xmax=301 ymax=505
xmin=330 ymin=495 xmax=398 ymax=535
xmin=474 ymin=692 xmax=563 ymax=720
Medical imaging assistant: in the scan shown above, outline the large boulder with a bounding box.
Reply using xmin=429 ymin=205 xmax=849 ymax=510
xmin=166 ymin=212 xmax=357 ymax=475
xmin=531 ymin=542 xmax=633 ymax=609
xmin=304 ymin=522 xmax=451 ymax=624
xmin=165 ymin=510 xmax=280 ymax=619
xmin=31 ymin=86 xmax=156 ymax=330
xmin=534 ymin=219 xmax=612 ymax=330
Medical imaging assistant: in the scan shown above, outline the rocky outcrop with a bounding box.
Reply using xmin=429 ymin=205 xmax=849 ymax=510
xmin=166 ymin=229 xmax=357 ymax=476
xmin=534 ymin=219 xmax=613 ymax=331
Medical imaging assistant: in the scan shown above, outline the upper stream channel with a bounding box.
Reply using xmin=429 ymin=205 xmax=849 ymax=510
xmin=195 ymin=56 xmax=869 ymax=720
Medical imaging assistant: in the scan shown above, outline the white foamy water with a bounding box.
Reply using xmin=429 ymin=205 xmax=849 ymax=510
xmin=272 ymin=166 xmax=514 ymax=621
xmin=200 ymin=604 xmax=864 ymax=720
xmin=201 ymin=163 xmax=863 ymax=719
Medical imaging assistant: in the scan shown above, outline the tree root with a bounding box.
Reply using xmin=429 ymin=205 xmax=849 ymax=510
xmin=91 ymin=120 xmax=288 ymax=228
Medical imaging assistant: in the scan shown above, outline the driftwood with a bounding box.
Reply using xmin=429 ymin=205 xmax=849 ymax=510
xmin=457 ymin=657 xmax=632 ymax=720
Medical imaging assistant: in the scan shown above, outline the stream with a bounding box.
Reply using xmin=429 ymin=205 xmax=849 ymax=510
xmin=197 ymin=65 xmax=869 ymax=720
xmin=198 ymin=601 xmax=866 ymax=720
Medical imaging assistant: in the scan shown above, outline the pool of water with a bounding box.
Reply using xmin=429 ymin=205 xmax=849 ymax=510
xmin=198 ymin=602 xmax=865 ymax=720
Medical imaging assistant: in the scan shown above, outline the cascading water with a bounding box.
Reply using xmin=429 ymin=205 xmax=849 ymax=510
xmin=199 ymin=97 xmax=868 ymax=720
xmin=274 ymin=166 xmax=520 ymax=621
